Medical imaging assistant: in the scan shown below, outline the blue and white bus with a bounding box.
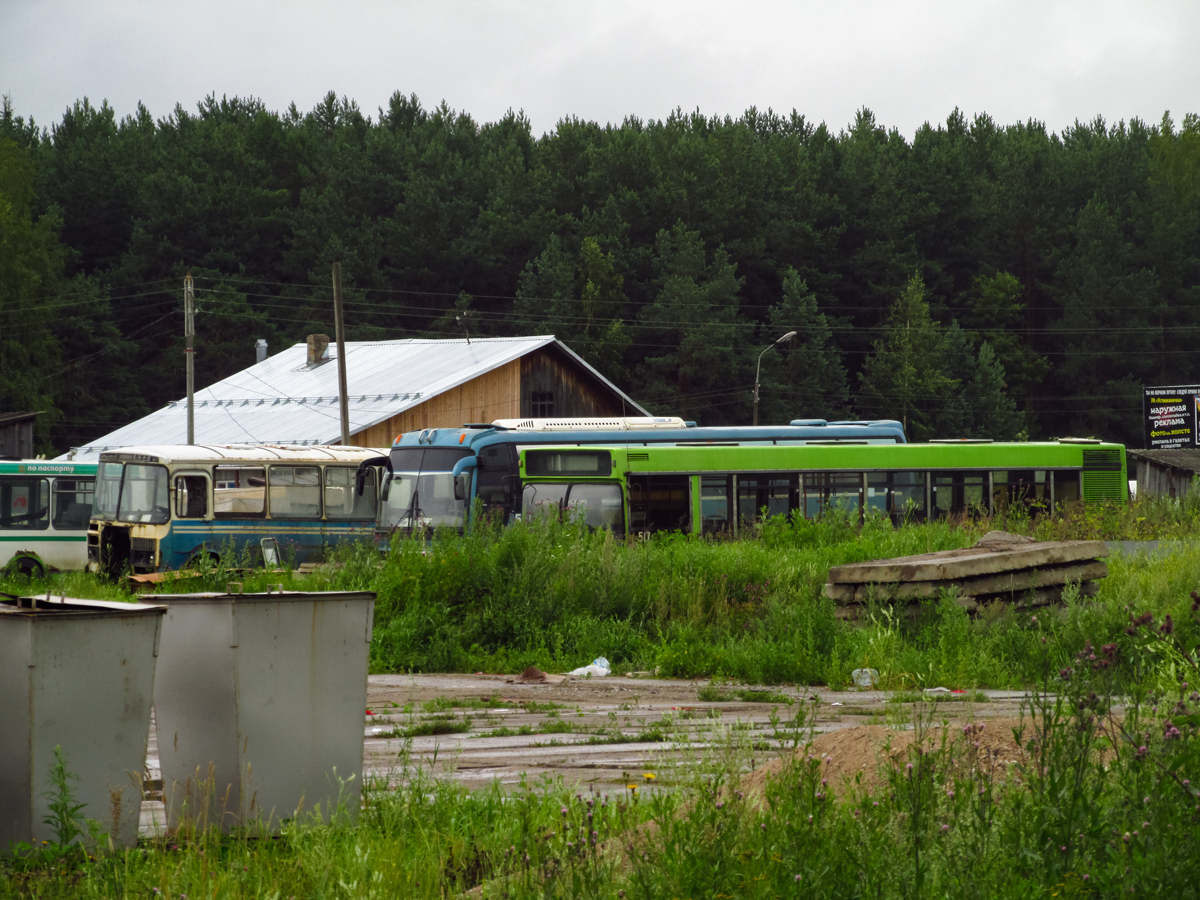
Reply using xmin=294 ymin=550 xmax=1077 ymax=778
xmin=373 ymin=416 xmax=908 ymax=533
xmin=0 ymin=459 xmax=97 ymax=577
xmin=87 ymin=445 xmax=386 ymax=575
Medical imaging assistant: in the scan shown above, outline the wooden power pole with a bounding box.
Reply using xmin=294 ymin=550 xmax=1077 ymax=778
xmin=332 ymin=263 xmax=351 ymax=445
xmin=184 ymin=272 xmax=195 ymax=444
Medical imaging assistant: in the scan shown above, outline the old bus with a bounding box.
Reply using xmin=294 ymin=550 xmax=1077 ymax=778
xmin=88 ymin=445 xmax=386 ymax=575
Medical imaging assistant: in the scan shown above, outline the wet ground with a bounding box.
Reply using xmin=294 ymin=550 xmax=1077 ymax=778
xmin=139 ymin=673 xmax=1033 ymax=835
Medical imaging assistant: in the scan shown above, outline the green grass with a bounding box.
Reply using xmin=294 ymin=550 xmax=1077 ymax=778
xmin=6 ymin=639 xmax=1200 ymax=898
xmin=378 ymin=715 xmax=473 ymax=739
xmin=422 ymin=694 xmax=511 ymax=713
xmin=7 ymin=493 xmax=1200 ymax=693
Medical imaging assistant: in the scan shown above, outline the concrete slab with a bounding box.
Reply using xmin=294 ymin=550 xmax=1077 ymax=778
xmin=137 ymin=674 xmax=1039 ymax=836
xmin=826 ymin=540 xmax=1108 ymax=583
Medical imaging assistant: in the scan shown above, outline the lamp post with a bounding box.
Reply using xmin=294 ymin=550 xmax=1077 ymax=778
xmin=753 ymin=331 xmax=797 ymax=426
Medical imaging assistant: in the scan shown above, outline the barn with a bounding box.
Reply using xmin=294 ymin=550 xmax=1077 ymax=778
xmin=63 ymin=335 xmax=649 ymax=459
xmin=1127 ymin=448 xmax=1200 ymax=499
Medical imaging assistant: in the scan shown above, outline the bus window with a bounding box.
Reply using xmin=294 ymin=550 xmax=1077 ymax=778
xmin=325 ymin=466 xmax=377 ymax=519
xmin=803 ymin=473 xmax=863 ymax=518
xmin=992 ymin=470 xmax=1049 ymax=513
xmin=866 ymin=472 xmax=927 ymax=524
xmin=1 ymin=476 xmax=49 ymax=530
xmin=522 ymin=483 xmax=567 ymax=520
xmin=1054 ymin=471 xmax=1081 ymax=504
xmin=269 ymin=466 xmax=322 ymax=518
xmin=214 ymin=465 xmax=266 ymax=516
xmin=174 ymin=475 xmax=209 ymax=519
xmin=932 ymin=472 xmax=986 ymax=518
xmin=738 ymin=475 xmax=793 ymax=524
xmin=52 ymin=478 xmax=94 ymax=529
xmin=118 ymin=465 xmax=170 ymax=524
xmin=630 ymin=475 xmax=691 ymax=534
xmin=565 ymin=483 xmax=625 ymax=533
xmin=700 ymin=475 xmax=732 ymax=536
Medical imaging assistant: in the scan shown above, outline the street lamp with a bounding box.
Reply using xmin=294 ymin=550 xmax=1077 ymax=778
xmin=753 ymin=331 xmax=797 ymax=426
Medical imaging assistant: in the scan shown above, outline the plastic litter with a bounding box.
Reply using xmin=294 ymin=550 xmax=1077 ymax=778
xmin=852 ymin=668 xmax=880 ymax=688
xmin=924 ymin=686 xmax=952 ymax=693
xmin=831 ymin=701 xmax=843 ymax=707
xmin=570 ymin=656 xmax=611 ymax=677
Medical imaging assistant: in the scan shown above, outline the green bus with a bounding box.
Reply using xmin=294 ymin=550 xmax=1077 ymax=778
xmin=516 ymin=439 xmax=1128 ymax=537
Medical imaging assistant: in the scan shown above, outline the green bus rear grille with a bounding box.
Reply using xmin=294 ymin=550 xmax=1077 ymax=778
xmin=1082 ymin=471 xmax=1125 ymax=501
xmin=1082 ymin=449 xmax=1122 ymax=471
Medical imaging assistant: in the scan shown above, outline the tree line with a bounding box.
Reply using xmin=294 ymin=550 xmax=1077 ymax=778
xmin=2 ymin=91 xmax=1198 ymax=454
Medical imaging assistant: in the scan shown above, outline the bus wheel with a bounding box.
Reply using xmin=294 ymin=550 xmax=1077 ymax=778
xmin=186 ymin=552 xmax=219 ymax=570
xmin=7 ymin=554 xmax=45 ymax=581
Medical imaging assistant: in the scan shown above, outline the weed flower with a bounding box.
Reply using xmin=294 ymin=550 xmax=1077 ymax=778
xmin=643 ymin=773 xmax=656 ymax=780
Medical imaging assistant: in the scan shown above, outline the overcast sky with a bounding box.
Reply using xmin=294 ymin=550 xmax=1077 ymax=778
xmin=4 ymin=1 xmax=1198 ymax=139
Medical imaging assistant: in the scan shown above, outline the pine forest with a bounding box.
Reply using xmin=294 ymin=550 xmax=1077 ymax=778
xmin=2 ymin=92 xmax=1199 ymax=454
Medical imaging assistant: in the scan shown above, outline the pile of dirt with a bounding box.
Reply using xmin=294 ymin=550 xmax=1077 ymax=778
xmin=742 ymin=717 xmax=1030 ymax=798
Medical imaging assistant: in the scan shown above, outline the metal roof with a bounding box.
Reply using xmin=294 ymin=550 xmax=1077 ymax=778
xmin=96 ymin=444 xmax=387 ymax=463
xmin=61 ymin=336 xmax=648 ymax=461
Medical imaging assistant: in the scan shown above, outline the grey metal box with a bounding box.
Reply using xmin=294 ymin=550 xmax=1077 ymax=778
xmin=151 ymin=590 xmax=374 ymax=833
xmin=0 ymin=595 xmax=164 ymax=852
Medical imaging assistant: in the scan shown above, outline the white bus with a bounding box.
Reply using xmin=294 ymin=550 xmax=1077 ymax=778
xmin=0 ymin=459 xmax=97 ymax=578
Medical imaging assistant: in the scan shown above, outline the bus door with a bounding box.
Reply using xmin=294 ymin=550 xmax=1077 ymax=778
xmin=700 ymin=475 xmax=733 ymax=537
xmin=268 ymin=465 xmax=323 ymax=560
xmin=736 ymin=473 xmax=796 ymax=528
xmin=476 ymin=443 xmax=516 ymax=523
xmin=169 ymin=471 xmax=211 ymax=568
xmin=931 ymin=472 xmax=987 ymax=518
xmin=628 ymin=475 xmax=691 ymax=536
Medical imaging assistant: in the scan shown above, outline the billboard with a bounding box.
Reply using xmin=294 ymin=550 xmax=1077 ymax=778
xmin=1144 ymin=385 xmax=1200 ymax=449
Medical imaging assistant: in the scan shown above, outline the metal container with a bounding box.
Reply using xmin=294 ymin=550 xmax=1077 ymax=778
xmin=0 ymin=595 xmax=165 ymax=853
xmin=151 ymin=589 xmax=375 ymax=833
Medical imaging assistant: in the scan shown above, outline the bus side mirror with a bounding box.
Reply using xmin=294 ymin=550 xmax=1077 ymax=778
xmin=380 ymin=472 xmax=393 ymax=501
xmin=454 ymin=472 xmax=470 ymax=501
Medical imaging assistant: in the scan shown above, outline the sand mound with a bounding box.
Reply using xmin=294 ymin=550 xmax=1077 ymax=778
xmin=742 ymin=717 xmax=1030 ymax=798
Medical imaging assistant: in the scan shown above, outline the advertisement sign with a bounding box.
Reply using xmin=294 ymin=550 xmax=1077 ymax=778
xmin=1144 ymin=385 xmax=1200 ymax=449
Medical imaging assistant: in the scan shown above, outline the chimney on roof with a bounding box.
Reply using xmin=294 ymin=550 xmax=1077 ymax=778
xmin=255 ymin=338 xmax=268 ymax=363
xmin=306 ymin=334 xmax=330 ymax=366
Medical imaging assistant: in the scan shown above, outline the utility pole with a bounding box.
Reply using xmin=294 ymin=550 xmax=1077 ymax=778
xmin=184 ymin=272 xmax=195 ymax=444
xmin=332 ymin=262 xmax=351 ymax=445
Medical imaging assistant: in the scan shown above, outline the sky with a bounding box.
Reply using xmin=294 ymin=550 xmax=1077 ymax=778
xmin=3 ymin=0 xmax=1199 ymax=138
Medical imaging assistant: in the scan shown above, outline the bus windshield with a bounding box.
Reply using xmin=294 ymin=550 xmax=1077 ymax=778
xmin=381 ymin=447 xmax=471 ymax=530
xmin=117 ymin=464 xmax=171 ymax=524
xmin=95 ymin=462 xmax=123 ymax=520
xmin=383 ymin=471 xmax=466 ymax=529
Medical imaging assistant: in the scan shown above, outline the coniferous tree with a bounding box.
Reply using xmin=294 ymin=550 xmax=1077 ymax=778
xmin=965 ymin=271 xmax=1049 ymax=404
xmin=0 ymin=137 xmax=62 ymax=450
xmin=758 ymin=268 xmax=850 ymax=422
xmin=636 ymin=223 xmax=747 ymax=424
xmin=938 ymin=320 xmax=1024 ymax=438
xmin=515 ymin=235 xmax=630 ymax=379
xmin=857 ymin=274 xmax=957 ymax=439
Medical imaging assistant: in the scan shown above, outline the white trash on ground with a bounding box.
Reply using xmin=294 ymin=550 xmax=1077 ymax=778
xmin=852 ymin=667 xmax=880 ymax=688
xmin=570 ymin=656 xmax=611 ymax=677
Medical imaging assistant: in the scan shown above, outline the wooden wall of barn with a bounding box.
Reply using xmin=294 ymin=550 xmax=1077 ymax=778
xmin=519 ymin=348 xmax=627 ymax=418
xmin=346 ymin=359 xmax=521 ymax=448
xmin=1135 ymin=460 xmax=1199 ymax=499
